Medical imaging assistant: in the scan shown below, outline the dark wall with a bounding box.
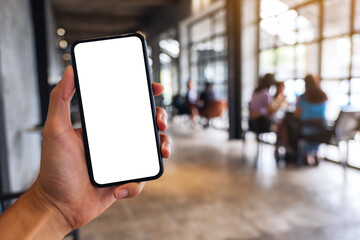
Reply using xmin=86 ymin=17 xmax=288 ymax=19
xmin=0 ymin=0 xmax=42 ymax=191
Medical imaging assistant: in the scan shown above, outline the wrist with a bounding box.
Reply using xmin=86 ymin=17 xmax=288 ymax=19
xmin=0 ymin=181 xmax=72 ymax=240
xmin=27 ymin=182 xmax=73 ymax=238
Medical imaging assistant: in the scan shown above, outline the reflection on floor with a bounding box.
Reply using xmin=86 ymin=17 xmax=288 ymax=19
xmin=77 ymin=122 xmax=360 ymax=240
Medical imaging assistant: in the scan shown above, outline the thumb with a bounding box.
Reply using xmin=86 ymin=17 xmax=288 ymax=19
xmin=45 ymin=66 xmax=75 ymax=132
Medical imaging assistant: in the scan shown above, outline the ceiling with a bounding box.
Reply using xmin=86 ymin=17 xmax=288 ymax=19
xmin=51 ymin=0 xmax=178 ymax=43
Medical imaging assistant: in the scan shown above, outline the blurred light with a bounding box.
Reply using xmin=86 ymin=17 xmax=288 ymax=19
xmin=160 ymin=69 xmax=173 ymax=105
xmin=260 ymin=17 xmax=277 ymax=36
xmin=296 ymin=44 xmax=306 ymax=55
xmin=204 ymin=65 xmax=215 ymax=81
xmin=261 ymin=9 xmax=299 ymax=45
xmin=62 ymin=53 xmax=71 ymax=61
xmin=350 ymin=95 xmax=360 ymax=107
xmin=336 ymin=38 xmax=351 ymax=70
xmin=337 ymin=38 xmax=351 ymax=58
xmin=192 ymin=0 xmax=201 ymax=13
xmin=192 ymin=0 xmax=212 ymax=13
xmin=298 ymin=28 xmax=315 ymax=42
xmin=159 ymin=39 xmax=179 ymax=58
xmin=57 ymin=28 xmax=65 ymax=36
xmin=351 ymin=78 xmax=360 ymax=94
xmin=297 ymin=16 xmax=311 ymax=29
xmin=295 ymin=79 xmax=305 ymax=96
xmin=261 ymin=0 xmax=288 ymax=18
xmin=59 ymin=40 xmax=68 ymax=49
xmin=159 ymin=53 xmax=171 ymax=64
xmin=261 ymin=1 xmax=316 ymax=44
xmin=277 ymin=10 xmax=298 ymax=31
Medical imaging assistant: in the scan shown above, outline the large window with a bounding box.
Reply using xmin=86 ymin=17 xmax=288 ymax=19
xmin=188 ymin=8 xmax=228 ymax=99
xmin=259 ymin=0 xmax=360 ymax=112
xmin=258 ymin=0 xmax=360 ymax=167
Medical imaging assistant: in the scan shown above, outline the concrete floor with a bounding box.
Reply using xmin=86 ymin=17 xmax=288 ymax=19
xmin=75 ymin=122 xmax=360 ymax=240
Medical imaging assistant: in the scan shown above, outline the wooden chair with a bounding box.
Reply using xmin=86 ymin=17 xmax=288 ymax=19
xmin=199 ymin=100 xmax=228 ymax=127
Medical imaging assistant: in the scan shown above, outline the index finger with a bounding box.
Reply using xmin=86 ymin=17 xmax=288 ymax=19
xmin=152 ymin=83 xmax=164 ymax=96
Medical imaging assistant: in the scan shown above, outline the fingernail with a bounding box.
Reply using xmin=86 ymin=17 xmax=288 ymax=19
xmin=164 ymin=142 xmax=172 ymax=155
xmin=160 ymin=114 xmax=168 ymax=123
xmin=115 ymin=189 xmax=128 ymax=199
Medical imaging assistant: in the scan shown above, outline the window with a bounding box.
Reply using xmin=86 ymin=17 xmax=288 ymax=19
xmin=297 ymin=4 xmax=319 ymax=43
xmin=350 ymin=78 xmax=360 ymax=107
xmin=355 ymin=0 xmax=360 ymax=31
xmin=323 ymin=0 xmax=351 ymax=38
xmin=190 ymin=18 xmax=212 ymax=42
xmin=295 ymin=43 xmax=318 ymax=78
xmin=277 ymin=10 xmax=297 ymax=46
xmin=321 ymin=37 xmax=351 ymax=79
xmin=321 ymin=80 xmax=349 ymax=120
xmin=258 ymin=0 xmax=360 ymax=168
xmin=158 ymin=29 xmax=180 ymax=106
xmin=352 ymin=34 xmax=360 ymax=78
xmin=259 ymin=1 xmax=320 ymax=80
xmin=188 ymin=8 xmax=228 ymax=99
xmin=276 ymin=46 xmax=295 ymax=80
xmin=260 ymin=17 xmax=277 ymax=49
xmin=259 ymin=49 xmax=276 ymax=75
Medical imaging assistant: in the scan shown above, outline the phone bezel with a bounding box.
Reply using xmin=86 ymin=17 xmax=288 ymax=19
xmin=71 ymin=33 xmax=163 ymax=188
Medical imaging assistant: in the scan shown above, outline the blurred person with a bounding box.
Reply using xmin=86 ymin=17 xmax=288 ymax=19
xmin=198 ymin=82 xmax=217 ymax=128
xmin=172 ymin=94 xmax=189 ymax=116
xmin=272 ymin=82 xmax=291 ymax=159
xmin=294 ymin=74 xmax=327 ymax=165
xmin=186 ymin=80 xmax=199 ymax=125
xmin=272 ymin=82 xmax=287 ymax=111
xmin=0 ymin=67 xmax=172 ymax=239
xmin=198 ymin=81 xmax=216 ymax=113
xmin=248 ymin=73 xmax=278 ymax=134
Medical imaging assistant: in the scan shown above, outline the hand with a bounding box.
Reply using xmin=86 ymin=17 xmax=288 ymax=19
xmin=30 ymin=66 xmax=171 ymax=235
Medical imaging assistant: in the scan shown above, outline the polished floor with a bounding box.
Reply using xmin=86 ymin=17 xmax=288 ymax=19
xmin=75 ymin=121 xmax=360 ymax=240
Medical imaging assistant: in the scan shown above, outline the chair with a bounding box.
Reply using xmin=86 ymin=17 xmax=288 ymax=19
xmin=247 ymin=114 xmax=276 ymax=166
xmin=296 ymin=110 xmax=360 ymax=167
xmin=199 ymin=100 xmax=228 ymax=127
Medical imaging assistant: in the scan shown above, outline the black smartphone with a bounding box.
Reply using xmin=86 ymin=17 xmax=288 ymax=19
xmin=71 ymin=33 xmax=163 ymax=187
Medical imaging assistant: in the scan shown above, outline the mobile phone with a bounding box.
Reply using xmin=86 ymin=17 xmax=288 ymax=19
xmin=71 ymin=33 xmax=163 ymax=187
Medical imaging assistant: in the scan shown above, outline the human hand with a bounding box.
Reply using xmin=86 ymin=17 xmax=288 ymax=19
xmin=30 ymin=66 xmax=171 ymax=236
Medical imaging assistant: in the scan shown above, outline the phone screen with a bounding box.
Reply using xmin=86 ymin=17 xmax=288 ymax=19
xmin=72 ymin=34 xmax=162 ymax=187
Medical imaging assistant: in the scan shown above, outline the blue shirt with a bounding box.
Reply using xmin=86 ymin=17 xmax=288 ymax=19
xmin=297 ymin=96 xmax=326 ymax=121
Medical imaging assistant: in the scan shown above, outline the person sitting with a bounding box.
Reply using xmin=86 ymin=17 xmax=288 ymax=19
xmin=198 ymin=82 xmax=219 ymax=128
xmin=198 ymin=82 xmax=216 ymax=113
xmin=272 ymin=82 xmax=287 ymax=112
xmin=294 ymin=74 xmax=328 ymax=165
xmin=248 ymin=73 xmax=277 ymax=134
xmin=186 ymin=80 xmax=199 ymax=125
xmin=172 ymin=94 xmax=189 ymax=116
xmin=272 ymin=82 xmax=291 ymax=159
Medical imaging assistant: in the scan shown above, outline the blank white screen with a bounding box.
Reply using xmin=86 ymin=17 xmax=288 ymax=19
xmin=74 ymin=36 xmax=160 ymax=185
